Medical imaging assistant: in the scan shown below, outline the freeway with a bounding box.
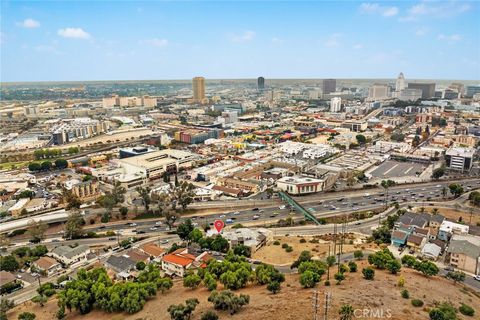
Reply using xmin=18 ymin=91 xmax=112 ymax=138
xmin=3 ymin=178 xmax=479 ymax=238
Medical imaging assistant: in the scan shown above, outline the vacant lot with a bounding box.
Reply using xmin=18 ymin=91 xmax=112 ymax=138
xmin=432 ymin=207 xmax=480 ymax=225
xmin=252 ymin=235 xmax=369 ymax=265
xmin=8 ymin=260 xmax=479 ymax=320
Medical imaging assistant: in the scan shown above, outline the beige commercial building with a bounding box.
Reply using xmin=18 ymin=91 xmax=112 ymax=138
xmin=447 ymin=234 xmax=480 ymax=275
xmin=192 ymin=77 xmax=206 ymax=103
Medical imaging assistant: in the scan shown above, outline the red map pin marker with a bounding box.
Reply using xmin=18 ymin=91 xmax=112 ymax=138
xmin=214 ymin=220 xmax=225 ymax=233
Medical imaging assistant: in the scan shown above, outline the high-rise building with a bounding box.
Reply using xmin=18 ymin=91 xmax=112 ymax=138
xmin=407 ymin=83 xmax=436 ymax=99
xmin=395 ymin=72 xmax=406 ymax=92
xmin=257 ymin=77 xmax=265 ymax=90
xmin=368 ymin=84 xmax=390 ymax=100
xmin=466 ymin=85 xmax=480 ymax=98
xmin=323 ymin=79 xmax=336 ymax=95
xmin=192 ymin=77 xmax=205 ymax=103
xmin=330 ymin=97 xmax=342 ymax=112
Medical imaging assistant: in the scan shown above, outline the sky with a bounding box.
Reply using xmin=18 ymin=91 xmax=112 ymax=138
xmin=1 ymin=0 xmax=479 ymax=82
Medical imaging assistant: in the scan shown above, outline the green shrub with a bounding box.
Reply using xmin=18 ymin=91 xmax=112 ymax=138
xmin=285 ymin=246 xmax=293 ymax=253
xmin=281 ymin=243 xmax=289 ymax=249
xmin=273 ymin=241 xmax=280 ymax=245
xmin=411 ymin=299 xmax=423 ymax=307
xmin=459 ymin=303 xmax=475 ymax=317
xmin=401 ymin=289 xmax=409 ymax=299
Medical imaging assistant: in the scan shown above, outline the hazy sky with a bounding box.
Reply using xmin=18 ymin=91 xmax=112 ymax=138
xmin=1 ymin=1 xmax=479 ymax=82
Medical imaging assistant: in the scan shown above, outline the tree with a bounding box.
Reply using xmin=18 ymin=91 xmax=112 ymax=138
xmin=203 ymin=272 xmax=217 ymax=291
xmin=18 ymin=312 xmax=36 ymax=320
xmin=183 ymin=274 xmax=202 ymax=289
xmin=136 ymin=261 xmax=146 ymax=271
xmin=356 ymin=134 xmax=367 ymax=145
xmin=54 ymin=159 xmax=68 ymax=169
xmin=136 ymin=186 xmax=152 ymax=212
xmin=119 ymin=206 xmax=129 ymax=218
xmin=255 ymin=264 xmax=285 ymax=285
xmin=386 ymin=259 xmax=401 ymax=274
xmin=201 ymin=311 xmax=219 ymax=320
xmin=446 ymin=271 xmax=465 ymax=284
xmin=64 ymin=211 xmax=84 ymax=239
xmin=459 ymin=304 xmax=475 ymax=317
xmin=339 ymin=304 xmax=354 ymax=320
xmin=0 ymin=255 xmax=19 ymax=271
xmin=177 ymin=219 xmax=195 ymax=241
xmin=167 ymin=298 xmax=199 ymax=320
xmin=432 ymin=167 xmax=445 ymax=179
xmin=381 ymin=180 xmax=396 ymax=208
xmin=362 ymin=267 xmax=375 ymax=280
xmin=41 ymin=161 xmax=52 ymax=171
xmin=27 ymin=220 xmax=48 ymax=243
xmin=415 ymin=260 xmax=439 ymax=277
xmin=63 ymin=189 xmax=81 ymax=210
xmin=189 ymin=228 xmax=203 ymax=243
xmin=334 ymin=272 xmax=345 ymax=284
xmin=233 ymin=244 xmax=251 ymax=258
xmin=0 ymin=299 xmax=14 ymax=320
xmin=267 ymin=281 xmax=281 ymax=294
xmin=429 ymin=303 xmax=457 ymax=320
xmin=31 ymin=295 xmax=47 ymax=307
xmin=28 ymin=162 xmax=41 ymax=172
xmin=299 ymin=270 xmax=318 ymax=288
xmin=172 ymin=181 xmax=195 ymax=211
xmin=158 ymin=277 xmax=174 ymax=293
xmin=348 ymin=261 xmax=357 ymax=272
xmin=448 ymin=183 xmax=464 ymax=198
xmin=353 ymin=250 xmax=364 ymax=260
xmin=208 ymin=290 xmax=250 ymax=315
xmin=401 ymin=255 xmax=417 ymax=268
xmin=368 ymin=248 xmax=395 ymax=269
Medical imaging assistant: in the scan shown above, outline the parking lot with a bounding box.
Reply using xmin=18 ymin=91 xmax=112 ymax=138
xmin=369 ymin=160 xmax=426 ymax=179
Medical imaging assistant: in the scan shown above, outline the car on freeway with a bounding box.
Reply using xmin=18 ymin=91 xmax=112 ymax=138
xmin=219 ymin=214 xmax=226 ymax=218
xmin=108 ymin=237 xmax=116 ymax=241
xmin=354 ymin=222 xmax=361 ymax=225
xmin=150 ymin=227 xmax=158 ymax=231
xmin=160 ymin=239 xmax=169 ymax=244
xmin=129 ymin=223 xmax=137 ymax=227
xmin=155 ymin=221 xmax=162 ymax=225
xmin=270 ymin=212 xmax=279 ymax=217
xmin=252 ymin=215 xmax=260 ymax=220
xmin=330 ymin=206 xmax=336 ymax=210
xmin=279 ymin=205 xmax=287 ymax=210
xmin=226 ymin=218 xmax=234 ymax=224
xmin=259 ymin=209 xmax=265 ymax=213
xmin=233 ymin=211 xmax=240 ymax=215
xmin=252 ymin=208 xmax=259 ymax=211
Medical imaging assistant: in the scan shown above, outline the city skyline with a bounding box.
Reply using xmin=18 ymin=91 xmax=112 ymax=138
xmin=1 ymin=1 xmax=479 ymax=82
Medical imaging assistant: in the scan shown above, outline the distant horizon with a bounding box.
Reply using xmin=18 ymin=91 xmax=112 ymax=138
xmin=2 ymin=77 xmax=480 ymax=85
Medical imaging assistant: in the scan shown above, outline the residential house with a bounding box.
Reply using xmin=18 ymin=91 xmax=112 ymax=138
xmin=32 ymin=256 xmax=61 ymax=276
xmin=105 ymin=255 xmax=135 ymax=279
xmin=124 ymin=249 xmax=150 ymax=264
xmin=161 ymin=248 xmax=212 ymax=277
xmin=407 ymin=234 xmax=426 ymax=252
xmin=429 ymin=214 xmax=445 ymax=229
xmin=447 ymin=234 xmax=480 ymax=275
xmin=0 ymin=271 xmax=22 ymax=294
xmin=438 ymin=220 xmax=469 ymax=241
xmin=421 ymin=243 xmax=442 ymax=260
xmin=139 ymin=243 xmax=166 ymax=263
xmin=391 ymin=229 xmax=409 ymax=247
xmin=49 ymin=245 xmax=90 ymax=266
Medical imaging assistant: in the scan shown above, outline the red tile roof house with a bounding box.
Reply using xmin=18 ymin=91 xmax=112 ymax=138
xmin=161 ymin=248 xmax=212 ymax=277
xmin=32 ymin=256 xmax=61 ymax=276
xmin=139 ymin=242 xmax=166 ymax=263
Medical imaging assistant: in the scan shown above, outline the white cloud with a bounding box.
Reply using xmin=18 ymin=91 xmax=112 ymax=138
xmin=437 ymin=34 xmax=462 ymax=42
xmin=230 ymin=31 xmax=255 ymax=43
xmin=271 ymin=37 xmax=284 ymax=44
xmin=415 ymin=27 xmax=429 ymax=36
xmin=140 ymin=38 xmax=169 ymax=47
xmin=324 ymin=33 xmax=341 ymax=47
xmin=401 ymin=2 xmax=471 ymax=21
xmin=353 ymin=43 xmax=364 ymax=49
xmin=57 ymin=27 xmax=91 ymax=39
xmin=360 ymin=3 xmax=399 ymax=17
xmin=18 ymin=18 xmax=40 ymax=28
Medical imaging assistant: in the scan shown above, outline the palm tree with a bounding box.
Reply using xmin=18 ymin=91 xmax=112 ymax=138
xmin=381 ymin=179 xmax=396 ymax=208
xmin=339 ymin=304 xmax=354 ymax=320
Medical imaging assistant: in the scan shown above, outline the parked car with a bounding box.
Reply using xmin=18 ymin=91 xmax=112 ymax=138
xmin=473 ymin=275 xmax=480 ymax=281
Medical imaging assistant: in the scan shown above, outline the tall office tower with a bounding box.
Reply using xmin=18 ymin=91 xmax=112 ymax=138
xmin=257 ymin=77 xmax=265 ymax=90
xmin=330 ymin=97 xmax=342 ymax=112
xmin=407 ymin=83 xmax=436 ymax=99
xmin=466 ymin=85 xmax=480 ymax=98
xmin=192 ymin=76 xmax=205 ymax=103
xmin=368 ymin=84 xmax=390 ymax=99
xmin=395 ymin=72 xmax=406 ymax=92
xmin=322 ymin=79 xmax=336 ymax=95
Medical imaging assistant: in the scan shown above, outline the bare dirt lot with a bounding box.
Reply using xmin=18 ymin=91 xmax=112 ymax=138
xmin=8 ymin=260 xmax=479 ymax=320
xmin=431 ymin=207 xmax=480 ymax=225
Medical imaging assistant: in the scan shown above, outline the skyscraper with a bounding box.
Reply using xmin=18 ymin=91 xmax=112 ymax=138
xmin=407 ymin=83 xmax=436 ymax=99
xmin=330 ymin=97 xmax=342 ymax=112
xmin=368 ymin=84 xmax=390 ymax=100
xmin=395 ymin=72 xmax=406 ymax=92
xmin=192 ymin=77 xmax=205 ymax=103
xmin=257 ymin=77 xmax=265 ymax=90
xmin=322 ymin=79 xmax=336 ymax=95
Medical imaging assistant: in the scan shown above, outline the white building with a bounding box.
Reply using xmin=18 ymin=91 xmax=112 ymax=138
xmin=372 ymin=141 xmax=411 ymax=154
xmin=438 ymin=220 xmax=469 ymax=241
xmin=49 ymin=245 xmax=90 ymax=266
xmin=330 ymin=97 xmax=342 ymax=113
xmin=277 ymin=175 xmax=326 ymax=195
xmin=368 ymin=84 xmax=390 ymax=100
xmin=395 ymin=72 xmax=406 ymax=92
xmin=445 ymin=147 xmax=475 ymax=172
xmin=210 ymin=228 xmax=273 ymax=253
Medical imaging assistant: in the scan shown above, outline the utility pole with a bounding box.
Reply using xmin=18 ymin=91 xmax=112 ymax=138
xmin=312 ymin=290 xmax=320 ymax=320
xmin=323 ymin=292 xmax=332 ymax=320
xmin=327 ymin=243 xmax=331 ymax=280
xmin=333 ymin=222 xmax=337 ymax=265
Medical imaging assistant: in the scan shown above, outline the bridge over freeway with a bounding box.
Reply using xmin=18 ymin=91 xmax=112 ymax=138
xmin=278 ymin=191 xmax=322 ymax=225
